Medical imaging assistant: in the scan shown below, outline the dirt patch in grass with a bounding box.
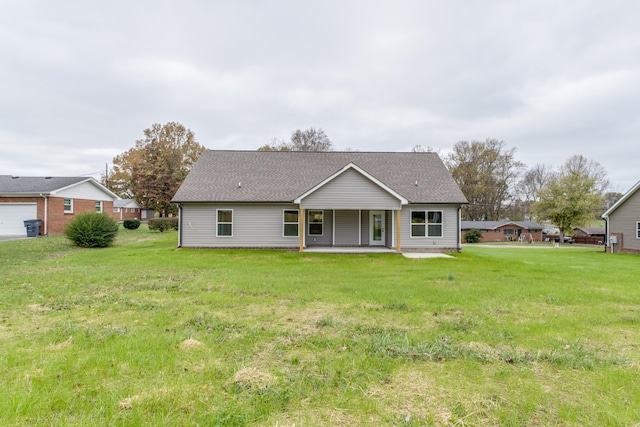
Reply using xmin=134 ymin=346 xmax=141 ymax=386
xmin=27 ymin=303 xmax=51 ymax=312
xmin=229 ymin=367 xmax=277 ymax=390
xmin=178 ymin=338 xmax=205 ymax=350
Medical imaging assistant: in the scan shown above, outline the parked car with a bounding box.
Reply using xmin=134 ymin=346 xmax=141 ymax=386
xmin=563 ymin=236 xmax=574 ymax=244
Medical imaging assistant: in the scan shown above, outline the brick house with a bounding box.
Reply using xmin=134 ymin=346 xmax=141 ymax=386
xmin=0 ymin=176 xmax=118 ymax=236
xmin=112 ymin=199 xmax=143 ymax=222
xmin=461 ymin=221 xmax=544 ymax=243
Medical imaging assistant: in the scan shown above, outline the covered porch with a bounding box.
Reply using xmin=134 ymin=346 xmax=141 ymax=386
xmin=297 ymin=208 xmax=402 ymax=252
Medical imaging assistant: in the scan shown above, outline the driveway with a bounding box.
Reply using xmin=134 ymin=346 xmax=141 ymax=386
xmin=0 ymin=235 xmax=31 ymax=242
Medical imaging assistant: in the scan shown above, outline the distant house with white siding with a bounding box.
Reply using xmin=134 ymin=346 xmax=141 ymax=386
xmin=602 ymin=180 xmax=640 ymax=253
xmin=171 ymin=150 xmax=468 ymax=252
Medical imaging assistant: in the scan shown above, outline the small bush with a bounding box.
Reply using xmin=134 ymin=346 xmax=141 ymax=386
xmin=64 ymin=212 xmax=119 ymax=248
xmin=123 ymin=219 xmax=141 ymax=230
xmin=148 ymin=217 xmax=179 ymax=232
xmin=464 ymin=228 xmax=483 ymax=244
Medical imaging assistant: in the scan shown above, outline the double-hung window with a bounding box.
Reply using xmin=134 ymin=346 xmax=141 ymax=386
xmin=95 ymin=201 xmax=103 ymax=213
xmin=283 ymin=210 xmax=299 ymax=237
xmin=217 ymin=209 xmax=233 ymax=237
xmin=411 ymin=210 xmax=443 ymax=237
xmin=308 ymin=210 xmax=323 ymax=235
xmin=64 ymin=199 xmax=73 ymax=213
xmin=428 ymin=211 xmax=443 ymax=237
xmin=637 ymin=221 xmax=640 ymax=239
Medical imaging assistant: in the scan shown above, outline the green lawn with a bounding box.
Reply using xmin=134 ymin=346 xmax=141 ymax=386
xmin=1 ymin=228 xmax=639 ymax=426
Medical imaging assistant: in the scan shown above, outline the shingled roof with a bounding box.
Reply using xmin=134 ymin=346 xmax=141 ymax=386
xmin=461 ymin=221 xmax=544 ymax=230
xmin=0 ymin=175 xmax=119 ymax=200
xmin=0 ymin=175 xmax=89 ymax=194
xmin=172 ymin=150 xmax=467 ymax=204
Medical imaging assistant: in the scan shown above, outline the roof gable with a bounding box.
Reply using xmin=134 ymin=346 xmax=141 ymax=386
xmin=0 ymin=175 xmax=118 ymax=199
xmin=172 ymin=150 xmax=467 ymax=204
xmin=294 ymin=163 xmax=408 ymax=204
xmin=602 ymin=180 xmax=640 ymax=218
xmin=115 ymin=199 xmax=142 ymax=208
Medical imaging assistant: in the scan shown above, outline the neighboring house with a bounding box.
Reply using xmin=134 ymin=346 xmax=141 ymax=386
xmin=572 ymin=226 xmax=605 ymax=245
xmin=602 ymin=180 xmax=640 ymax=253
xmin=0 ymin=176 xmax=118 ymax=236
xmin=112 ymin=199 xmax=143 ymax=222
xmin=461 ymin=221 xmax=544 ymax=242
xmin=172 ymin=150 xmax=468 ymax=252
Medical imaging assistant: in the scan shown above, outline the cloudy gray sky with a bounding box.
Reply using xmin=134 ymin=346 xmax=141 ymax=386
xmin=1 ymin=1 xmax=638 ymax=191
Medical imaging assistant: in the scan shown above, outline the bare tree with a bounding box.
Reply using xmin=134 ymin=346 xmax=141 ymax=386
xmin=517 ymin=164 xmax=554 ymax=220
xmin=561 ymin=154 xmax=610 ymax=194
xmin=411 ymin=144 xmax=436 ymax=153
xmin=258 ymin=127 xmax=332 ymax=151
xmin=446 ymin=139 xmax=524 ymax=221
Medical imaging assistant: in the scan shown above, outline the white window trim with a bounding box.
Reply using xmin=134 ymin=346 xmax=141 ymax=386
xmin=410 ymin=210 xmax=444 ymax=238
xmin=283 ymin=209 xmax=299 ymax=238
xmin=308 ymin=210 xmax=324 ymax=236
xmin=95 ymin=200 xmax=103 ymax=213
xmin=64 ymin=198 xmax=74 ymax=213
xmin=216 ymin=209 xmax=233 ymax=237
xmin=636 ymin=221 xmax=640 ymax=239
xmin=113 ymin=207 xmax=120 ymax=213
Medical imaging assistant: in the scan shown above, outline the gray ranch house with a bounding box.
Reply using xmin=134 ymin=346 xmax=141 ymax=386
xmin=172 ymin=150 xmax=468 ymax=252
xmin=602 ymin=180 xmax=640 ymax=254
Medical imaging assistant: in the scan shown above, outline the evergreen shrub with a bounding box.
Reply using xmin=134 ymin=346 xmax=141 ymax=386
xmin=64 ymin=212 xmax=119 ymax=248
xmin=464 ymin=228 xmax=483 ymax=244
xmin=123 ymin=219 xmax=141 ymax=230
xmin=148 ymin=218 xmax=179 ymax=232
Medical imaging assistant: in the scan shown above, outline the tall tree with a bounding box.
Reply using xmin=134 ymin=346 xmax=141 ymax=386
xmin=532 ymin=156 xmax=607 ymax=237
xmin=561 ymin=154 xmax=610 ymax=194
xmin=258 ymin=127 xmax=333 ymax=151
xmin=446 ymin=139 xmax=524 ymax=221
xmin=109 ymin=122 xmax=205 ymax=216
xmin=516 ymin=164 xmax=554 ymax=220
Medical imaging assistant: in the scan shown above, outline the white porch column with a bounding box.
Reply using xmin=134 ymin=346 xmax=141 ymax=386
xmin=396 ymin=209 xmax=401 ymax=252
xmin=299 ymin=208 xmax=305 ymax=252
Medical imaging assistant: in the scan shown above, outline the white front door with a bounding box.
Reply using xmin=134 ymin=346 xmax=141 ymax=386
xmin=370 ymin=211 xmax=385 ymax=246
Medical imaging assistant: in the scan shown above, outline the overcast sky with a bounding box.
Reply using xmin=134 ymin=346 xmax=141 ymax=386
xmin=1 ymin=1 xmax=638 ymax=192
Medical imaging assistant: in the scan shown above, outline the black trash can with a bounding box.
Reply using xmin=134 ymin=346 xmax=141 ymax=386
xmin=24 ymin=219 xmax=42 ymax=237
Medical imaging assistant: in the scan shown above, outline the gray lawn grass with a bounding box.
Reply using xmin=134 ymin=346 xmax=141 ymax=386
xmin=1 ymin=228 xmax=639 ymax=426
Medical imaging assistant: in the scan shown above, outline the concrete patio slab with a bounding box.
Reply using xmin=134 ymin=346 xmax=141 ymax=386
xmin=402 ymin=253 xmax=455 ymax=259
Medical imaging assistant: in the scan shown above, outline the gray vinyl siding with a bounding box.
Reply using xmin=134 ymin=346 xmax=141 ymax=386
xmin=334 ymin=210 xmax=360 ymax=245
xmin=609 ymin=190 xmax=640 ymax=251
xmin=385 ymin=210 xmax=393 ymax=248
xmin=400 ymin=205 xmax=460 ymax=249
xmin=300 ymin=169 xmax=402 ymax=210
xmin=306 ymin=209 xmax=333 ymax=246
xmin=360 ymin=211 xmax=369 ymax=246
xmin=180 ymin=203 xmax=300 ymax=248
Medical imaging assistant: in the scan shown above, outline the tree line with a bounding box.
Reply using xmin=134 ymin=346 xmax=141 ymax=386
xmin=446 ymin=138 xmax=618 ymax=237
xmin=107 ymin=123 xmax=616 ymax=236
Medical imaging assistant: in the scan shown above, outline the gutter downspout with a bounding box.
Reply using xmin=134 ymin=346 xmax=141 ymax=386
xmin=603 ymin=214 xmax=609 ymax=253
xmin=177 ymin=204 xmax=182 ymax=247
xmin=40 ymin=194 xmax=48 ymax=236
xmin=457 ymin=206 xmax=462 ymax=252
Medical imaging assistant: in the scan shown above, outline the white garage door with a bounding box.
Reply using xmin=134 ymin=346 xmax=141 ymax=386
xmin=0 ymin=203 xmax=38 ymax=235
